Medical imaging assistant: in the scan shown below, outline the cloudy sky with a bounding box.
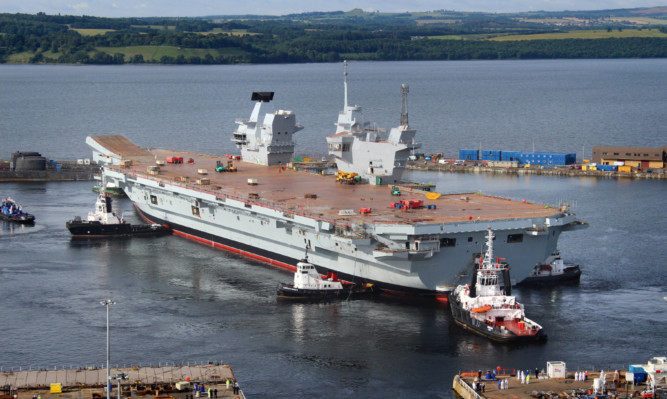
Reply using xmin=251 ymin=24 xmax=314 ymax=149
xmin=0 ymin=0 xmax=660 ymax=17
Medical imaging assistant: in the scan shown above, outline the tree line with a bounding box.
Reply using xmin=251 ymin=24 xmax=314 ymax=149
xmin=1 ymin=13 xmax=666 ymax=65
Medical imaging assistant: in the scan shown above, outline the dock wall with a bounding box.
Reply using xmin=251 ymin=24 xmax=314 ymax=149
xmin=0 ymin=162 xmax=98 ymax=182
xmin=452 ymin=375 xmax=483 ymax=399
xmin=0 ymin=364 xmax=235 ymax=389
xmin=408 ymin=163 xmax=667 ymax=180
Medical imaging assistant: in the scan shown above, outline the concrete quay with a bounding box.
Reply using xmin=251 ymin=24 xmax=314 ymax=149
xmin=0 ymin=365 xmax=243 ymax=399
xmin=0 ymin=162 xmax=98 ymax=182
xmin=452 ymin=369 xmax=660 ymax=398
xmin=407 ymin=162 xmax=667 ymax=180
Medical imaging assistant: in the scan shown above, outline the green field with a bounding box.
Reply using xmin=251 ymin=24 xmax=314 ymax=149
xmin=7 ymin=46 xmax=248 ymax=63
xmin=428 ymin=33 xmax=513 ymax=40
xmin=71 ymin=26 xmax=254 ymax=36
xmin=608 ymin=17 xmax=667 ymax=25
xmin=491 ymin=28 xmax=667 ymax=41
xmin=6 ymin=52 xmax=33 ymax=63
xmin=71 ymin=28 xmax=116 ymax=36
xmin=94 ymin=46 xmax=247 ymax=61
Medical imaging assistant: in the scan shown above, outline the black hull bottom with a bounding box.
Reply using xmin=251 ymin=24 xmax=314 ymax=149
xmin=449 ymin=297 xmax=546 ymax=343
xmin=66 ymin=220 xmax=170 ymax=238
xmin=517 ymin=268 xmax=581 ymax=287
xmin=134 ymin=205 xmax=435 ymax=297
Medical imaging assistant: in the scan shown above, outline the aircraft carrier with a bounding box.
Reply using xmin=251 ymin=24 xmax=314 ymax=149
xmin=87 ymin=63 xmax=587 ymax=296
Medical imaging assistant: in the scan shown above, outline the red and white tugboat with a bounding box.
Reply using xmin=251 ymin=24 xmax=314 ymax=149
xmin=449 ymin=228 xmax=546 ymax=342
xmin=277 ymin=249 xmax=372 ymax=300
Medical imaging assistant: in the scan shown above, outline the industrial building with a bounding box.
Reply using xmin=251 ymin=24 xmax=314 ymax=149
xmin=592 ymin=146 xmax=666 ymax=169
xmin=459 ymin=149 xmax=576 ymax=165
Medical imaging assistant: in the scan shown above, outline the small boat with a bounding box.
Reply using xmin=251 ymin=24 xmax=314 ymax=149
xmin=277 ymin=250 xmax=373 ymax=300
xmin=0 ymin=198 xmax=35 ymax=224
xmin=66 ymin=190 xmax=170 ymax=238
xmin=518 ymin=250 xmax=581 ymax=287
xmin=449 ymin=228 xmax=546 ymax=342
xmin=92 ymin=181 xmax=126 ymax=197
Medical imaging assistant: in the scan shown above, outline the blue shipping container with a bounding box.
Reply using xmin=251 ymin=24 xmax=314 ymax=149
xmin=501 ymin=151 xmax=521 ymax=162
xmin=514 ymin=152 xmax=577 ymax=165
xmin=459 ymin=149 xmax=480 ymax=160
xmin=481 ymin=150 xmax=502 ymax=161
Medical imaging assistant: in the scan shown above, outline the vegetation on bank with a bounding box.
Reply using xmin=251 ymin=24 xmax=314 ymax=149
xmin=1 ymin=8 xmax=666 ymax=65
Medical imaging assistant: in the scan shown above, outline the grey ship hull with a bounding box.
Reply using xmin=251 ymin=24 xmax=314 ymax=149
xmin=106 ymin=169 xmax=583 ymax=295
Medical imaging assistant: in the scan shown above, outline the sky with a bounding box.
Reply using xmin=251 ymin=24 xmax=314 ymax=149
xmin=0 ymin=0 xmax=661 ymax=18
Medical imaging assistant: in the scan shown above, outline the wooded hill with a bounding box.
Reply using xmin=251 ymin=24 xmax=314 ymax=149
xmin=1 ymin=8 xmax=666 ymax=64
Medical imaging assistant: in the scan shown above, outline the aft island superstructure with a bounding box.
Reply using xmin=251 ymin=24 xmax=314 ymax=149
xmin=326 ymin=62 xmax=420 ymax=185
xmin=87 ymin=64 xmax=587 ymax=296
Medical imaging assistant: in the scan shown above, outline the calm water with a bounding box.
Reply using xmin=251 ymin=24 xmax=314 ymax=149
xmin=1 ymin=61 xmax=666 ymax=398
xmin=1 ymin=59 xmax=666 ymax=161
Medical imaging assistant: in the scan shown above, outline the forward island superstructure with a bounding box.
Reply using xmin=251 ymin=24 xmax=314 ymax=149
xmin=87 ymin=64 xmax=587 ymax=296
xmin=232 ymin=91 xmax=303 ymax=166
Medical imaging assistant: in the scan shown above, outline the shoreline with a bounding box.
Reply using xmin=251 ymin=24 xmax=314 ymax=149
xmin=0 ymin=364 xmax=243 ymax=399
xmin=407 ymin=162 xmax=667 ymax=180
xmin=452 ymin=367 xmax=660 ymax=399
xmin=0 ymin=162 xmax=98 ymax=182
xmin=2 ymin=159 xmax=666 ymax=183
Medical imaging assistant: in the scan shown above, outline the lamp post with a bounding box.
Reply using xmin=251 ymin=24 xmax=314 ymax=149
xmin=112 ymin=373 xmax=128 ymax=399
xmin=100 ymin=299 xmax=116 ymax=399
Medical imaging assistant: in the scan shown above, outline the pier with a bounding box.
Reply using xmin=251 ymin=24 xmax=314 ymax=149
xmin=452 ymin=367 xmax=663 ymax=398
xmin=408 ymin=162 xmax=667 ymax=180
xmin=0 ymin=364 xmax=243 ymax=399
xmin=0 ymin=162 xmax=98 ymax=182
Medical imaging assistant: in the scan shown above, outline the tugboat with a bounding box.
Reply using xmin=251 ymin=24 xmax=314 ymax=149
xmin=449 ymin=228 xmax=546 ymax=342
xmin=0 ymin=198 xmax=35 ymax=224
xmin=277 ymin=249 xmax=372 ymax=299
xmin=66 ymin=191 xmax=170 ymax=238
xmin=517 ymin=250 xmax=581 ymax=287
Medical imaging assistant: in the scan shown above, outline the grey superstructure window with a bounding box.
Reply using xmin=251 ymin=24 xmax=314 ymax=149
xmin=440 ymin=238 xmax=456 ymax=247
xmin=507 ymin=233 xmax=523 ymax=243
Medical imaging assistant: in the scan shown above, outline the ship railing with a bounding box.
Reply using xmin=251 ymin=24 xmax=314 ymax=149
xmin=122 ymin=169 xmax=569 ymax=232
xmin=371 ymin=243 xmax=404 ymax=252
xmin=121 ymin=169 xmax=365 ymax=232
xmin=334 ymin=228 xmax=370 ymax=239
xmin=477 ymin=192 xmax=568 ymax=211
xmin=372 ymin=246 xmax=436 ymax=254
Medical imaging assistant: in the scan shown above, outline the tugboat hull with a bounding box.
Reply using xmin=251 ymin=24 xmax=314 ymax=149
xmin=0 ymin=214 xmax=35 ymax=224
xmin=277 ymin=283 xmax=347 ymax=299
xmin=449 ymin=297 xmax=547 ymax=343
xmin=276 ymin=283 xmax=373 ymax=300
xmin=66 ymin=220 xmax=170 ymax=238
xmin=518 ymin=266 xmax=581 ymax=287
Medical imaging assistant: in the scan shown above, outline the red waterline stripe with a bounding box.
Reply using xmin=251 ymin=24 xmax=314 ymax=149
xmin=172 ymin=229 xmax=297 ymax=272
xmin=133 ymin=204 xmax=296 ymax=271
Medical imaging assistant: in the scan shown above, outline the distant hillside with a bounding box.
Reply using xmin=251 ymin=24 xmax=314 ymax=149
xmin=1 ymin=8 xmax=665 ymax=65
